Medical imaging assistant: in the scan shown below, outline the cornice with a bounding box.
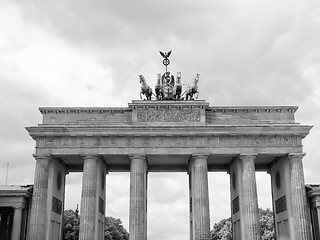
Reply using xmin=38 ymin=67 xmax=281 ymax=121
xmin=39 ymin=107 xmax=130 ymax=114
xmin=26 ymin=124 xmax=312 ymax=139
xmin=206 ymin=106 xmax=298 ymax=113
xmin=38 ymin=105 xmax=298 ymax=114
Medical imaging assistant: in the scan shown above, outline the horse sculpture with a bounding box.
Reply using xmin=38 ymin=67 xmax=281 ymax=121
xmin=139 ymin=75 xmax=153 ymax=100
xmin=185 ymin=73 xmax=200 ymax=100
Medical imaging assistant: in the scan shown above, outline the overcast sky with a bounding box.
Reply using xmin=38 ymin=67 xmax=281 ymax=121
xmin=1 ymin=0 xmax=320 ymax=239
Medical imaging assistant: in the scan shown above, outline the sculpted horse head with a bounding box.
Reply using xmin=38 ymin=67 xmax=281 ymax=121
xmin=193 ymin=73 xmax=200 ymax=84
xmin=139 ymin=75 xmax=146 ymax=85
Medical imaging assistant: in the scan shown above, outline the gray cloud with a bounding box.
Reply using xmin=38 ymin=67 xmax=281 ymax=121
xmin=1 ymin=1 xmax=320 ymax=239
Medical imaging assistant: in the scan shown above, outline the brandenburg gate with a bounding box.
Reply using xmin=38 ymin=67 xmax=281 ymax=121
xmin=26 ymin=100 xmax=312 ymax=240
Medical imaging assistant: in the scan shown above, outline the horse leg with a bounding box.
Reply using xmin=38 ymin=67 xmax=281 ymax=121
xmin=190 ymin=92 xmax=194 ymax=100
xmin=147 ymin=89 xmax=152 ymax=100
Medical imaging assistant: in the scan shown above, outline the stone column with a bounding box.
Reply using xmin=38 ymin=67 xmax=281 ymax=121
xmin=79 ymin=155 xmax=100 ymax=240
xmin=189 ymin=154 xmax=210 ymax=240
xmin=315 ymin=203 xmax=320 ymax=239
xmin=129 ymin=155 xmax=147 ymax=240
xmin=27 ymin=155 xmax=50 ymax=240
xmin=11 ymin=207 xmax=23 ymax=240
xmin=239 ymin=155 xmax=260 ymax=240
xmin=189 ymin=173 xmax=193 ymax=240
xmin=288 ymin=153 xmax=312 ymax=240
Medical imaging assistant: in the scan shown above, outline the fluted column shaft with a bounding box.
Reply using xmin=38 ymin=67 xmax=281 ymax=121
xmin=129 ymin=155 xmax=147 ymax=240
xmin=317 ymin=205 xmax=320 ymax=239
xmin=189 ymin=154 xmax=210 ymax=240
xmin=12 ymin=207 xmax=23 ymax=240
xmin=288 ymin=153 xmax=312 ymax=240
xmin=79 ymin=155 xmax=99 ymax=240
xmin=27 ymin=155 xmax=50 ymax=240
xmin=239 ymin=155 xmax=260 ymax=240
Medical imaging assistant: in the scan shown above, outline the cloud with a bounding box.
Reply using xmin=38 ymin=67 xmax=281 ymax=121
xmin=1 ymin=0 xmax=320 ymax=239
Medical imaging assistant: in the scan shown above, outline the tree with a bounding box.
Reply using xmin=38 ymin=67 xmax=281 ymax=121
xmin=105 ymin=217 xmax=129 ymax=240
xmin=62 ymin=209 xmax=129 ymax=240
xmin=211 ymin=217 xmax=232 ymax=240
xmin=210 ymin=208 xmax=275 ymax=240
xmin=62 ymin=209 xmax=79 ymax=240
xmin=259 ymin=208 xmax=275 ymax=240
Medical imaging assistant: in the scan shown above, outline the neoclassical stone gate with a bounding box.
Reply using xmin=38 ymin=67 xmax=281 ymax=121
xmin=26 ymin=100 xmax=312 ymax=240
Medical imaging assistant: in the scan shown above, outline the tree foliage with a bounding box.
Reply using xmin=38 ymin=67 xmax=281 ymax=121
xmin=63 ymin=209 xmax=80 ymax=240
xmin=62 ymin=209 xmax=128 ymax=240
xmin=104 ymin=217 xmax=129 ymax=240
xmin=211 ymin=217 xmax=232 ymax=240
xmin=210 ymin=208 xmax=275 ymax=240
xmin=259 ymin=208 xmax=275 ymax=240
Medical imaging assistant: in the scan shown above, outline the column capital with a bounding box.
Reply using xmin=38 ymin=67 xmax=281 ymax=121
xmin=191 ymin=154 xmax=209 ymax=160
xmin=238 ymin=154 xmax=257 ymax=165
xmin=129 ymin=154 xmax=148 ymax=162
xmin=13 ymin=206 xmax=24 ymax=210
xmin=287 ymin=152 xmax=306 ymax=160
xmin=129 ymin=154 xmax=147 ymax=160
xmin=81 ymin=154 xmax=99 ymax=160
xmin=239 ymin=154 xmax=257 ymax=160
xmin=33 ymin=154 xmax=51 ymax=161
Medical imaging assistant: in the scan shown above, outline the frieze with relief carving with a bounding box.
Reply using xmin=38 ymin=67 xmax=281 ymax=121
xmin=37 ymin=135 xmax=302 ymax=149
xmin=137 ymin=109 xmax=200 ymax=122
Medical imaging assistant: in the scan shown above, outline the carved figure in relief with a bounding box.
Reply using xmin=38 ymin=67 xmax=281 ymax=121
xmin=139 ymin=75 xmax=153 ymax=100
xmin=46 ymin=138 xmax=54 ymax=147
xmin=185 ymin=73 xmax=200 ymax=100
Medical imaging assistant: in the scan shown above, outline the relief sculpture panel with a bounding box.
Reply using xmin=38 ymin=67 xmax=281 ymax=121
xmin=137 ymin=109 xmax=200 ymax=122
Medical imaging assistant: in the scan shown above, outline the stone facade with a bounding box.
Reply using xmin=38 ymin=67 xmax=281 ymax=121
xmin=0 ymin=185 xmax=33 ymax=240
xmin=26 ymin=100 xmax=313 ymax=240
xmin=306 ymin=185 xmax=320 ymax=239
